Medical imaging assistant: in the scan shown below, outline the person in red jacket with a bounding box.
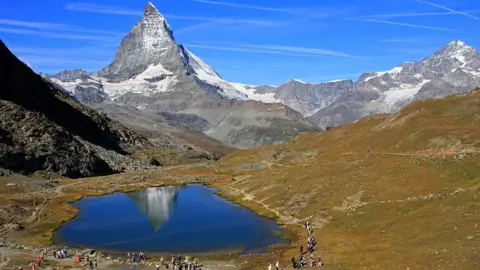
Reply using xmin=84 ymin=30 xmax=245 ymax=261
xmin=36 ymin=256 xmax=41 ymax=265
xmin=75 ymin=256 xmax=81 ymax=263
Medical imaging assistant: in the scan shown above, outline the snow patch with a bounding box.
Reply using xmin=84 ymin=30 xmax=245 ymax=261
xmin=90 ymin=74 xmax=177 ymax=99
xmin=305 ymin=107 xmax=322 ymax=117
xmin=364 ymin=71 xmax=387 ymax=82
xmin=49 ymin=78 xmax=76 ymax=93
xmin=230 ymin=82 xmax=278 ymax=103
xmin=292 ymin=79 xmax=306 ymax=84
xmin=185 ymin=48 xmax=247 ymax=100
xmin=135 ymin=64 xmax=172 ymax=80
xmin=383 ymin=80 xmax=430 ymax=106
xmin=364 ymin=66 xmax=403 ymax=82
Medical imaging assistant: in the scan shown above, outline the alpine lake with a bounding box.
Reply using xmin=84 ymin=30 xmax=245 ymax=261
xmin=54 ymin=184 xmax=287 ymax=255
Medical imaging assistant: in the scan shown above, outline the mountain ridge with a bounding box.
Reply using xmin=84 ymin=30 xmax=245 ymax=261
xmin=47 ymin=2 xmax=315 ymax=148
xmin=0 ymin=40 xmax=153 ymax=177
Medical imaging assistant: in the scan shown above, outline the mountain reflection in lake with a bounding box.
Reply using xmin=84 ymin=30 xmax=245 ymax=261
xmin=54 ymin=184 xmax=287 ymax=254
xmin=127 ymin=187 xmax=179 ymax=231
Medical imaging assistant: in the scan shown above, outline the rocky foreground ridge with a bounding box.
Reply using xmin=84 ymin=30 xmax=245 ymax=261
xmin=0 ymin=40 xmax=153 ymax=178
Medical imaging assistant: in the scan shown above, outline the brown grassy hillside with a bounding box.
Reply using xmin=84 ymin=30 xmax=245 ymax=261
xmin=212 ymin=90 xmax=480 ymax=269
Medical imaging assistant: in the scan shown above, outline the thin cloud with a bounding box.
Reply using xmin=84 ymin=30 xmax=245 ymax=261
xmin=0 ymin=19 xmax=71 ymax=30
xmin=416 ymin=0 xmax=480 ymax=20
xmin=19 ymin=56 xmax=109 ymax=65
xmin=361 ymin=10 xmax=480 ymax=19
xmin=351 ymin=19 xmax=463 ymax=33
xmin=176 ymin=22 xmax=220 ymax=34
xmin=0 ymin=18 xmax=124 ymax=36
xmin=0 ymin=28 xmax=118 ymax=41
xmin=186 ymin=44 xmax=365 ymax=58
xmin=165 ymin=15 xmax=282 ymax=26
xmin=64 ymin=2 xmax=281 ymax=26
xmin=65 ymin=2 xmax=142 ymax=16
xmin=186 ymin=44 xmax=326 ymax=57
xmin=191 ymin=0 xmax=297 ymax=14
xmin=239 ymin=44 xmax=363 ymax=58
xmin=381 ymin=37 xmax=426 ymax=43
xmin=10 ymin=45 xmax=116 ymax=56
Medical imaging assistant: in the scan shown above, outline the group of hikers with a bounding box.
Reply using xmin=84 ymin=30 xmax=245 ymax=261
xmin=20 ymin=249 xmax=49 ymax=270
xmin=127 ymin=253 xmax=201 ymax=269
xmin=18 ymin=247 xmax=98 ymax=270
xmin=127 ymin=252 xmax=147 ymax=263
xmin=165 ymin=255 xmax=200 ymax=270
xmin=290 ymin=221 xmax=324 ymax=268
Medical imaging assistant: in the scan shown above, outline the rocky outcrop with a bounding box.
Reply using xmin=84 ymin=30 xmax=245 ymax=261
xmin=271 ymin=79 xmax=354 ymax=116
xmin=0 ymin=40 xmax=152 ymax=177
xmin=0 ymin=101 xmax=112 ymax=178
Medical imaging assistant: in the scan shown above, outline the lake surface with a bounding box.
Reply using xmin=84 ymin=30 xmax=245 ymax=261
xmin=55 ymin=184 xmax=286 ymax=254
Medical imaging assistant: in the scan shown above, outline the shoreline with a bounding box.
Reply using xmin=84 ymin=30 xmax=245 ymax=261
xmin=0 ymin=167 xmax=300 ymax=268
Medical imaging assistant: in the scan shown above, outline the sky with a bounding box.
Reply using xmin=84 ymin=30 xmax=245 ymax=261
xmin=1 ymin=0 xmax=479 ymax=85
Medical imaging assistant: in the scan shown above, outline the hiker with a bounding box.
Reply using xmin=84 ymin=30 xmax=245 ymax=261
xmin=127 ymin=253 xmax=131 ymax=261
xmin=161 ymin=257 xmax=164 ymax=266
xmin=75 ymin=256 xmax=81 ymax=263
xmin=30 ymin=261 xmax=36 ymax=270
xmin=172 ymin=255 xmax=175 ymax=264
xmin=193 ymin=257 xmax=199 ymax=269
xmin=275 ymin=261 xmax=280 ymax=270
xmin=268 ymin=263 xmax=272 ymax=270
xmin=40 ymin=249 xmax=46 ymax=261
xmin=89 ymin=260 xmax=94 ymax=269
xmin=300 ymin=245 xmax=304 ymax=254
xmin=299 ymin=255 xmax=306 ymax=267
xmin=94 ymin=260 xmax=98 ymax=268
xmin=156 ymin=263 xmax=161 ymax=270
xmin=36 ymin=256 xmax=41 ymax=266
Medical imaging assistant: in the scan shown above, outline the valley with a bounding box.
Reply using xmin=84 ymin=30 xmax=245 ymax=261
xmin=1 ymin=89 xmax=479 ymax=269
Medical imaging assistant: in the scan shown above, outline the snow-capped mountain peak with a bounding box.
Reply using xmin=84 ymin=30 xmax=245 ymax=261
xmin=430 ymin=40 xmax=479 ymax=69
xmin=97 ymin=2 xmax=177 ymax=82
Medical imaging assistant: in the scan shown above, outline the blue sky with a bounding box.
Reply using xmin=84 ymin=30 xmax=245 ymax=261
xmin=1 ymin=0 xmax=479 ymax=85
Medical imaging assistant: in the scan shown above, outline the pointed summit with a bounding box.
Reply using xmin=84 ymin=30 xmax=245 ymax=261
xmin=98 ymin=1 xmax=181 ymax=82
xmin=448 ymin=40 xmax=467 ymax=47
xmin=144 ymin=2 xmax=162 ymax=17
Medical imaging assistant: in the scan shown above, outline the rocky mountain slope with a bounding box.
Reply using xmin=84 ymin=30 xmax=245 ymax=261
xmin=308 ymin=40 xmax=480 ymax=127
xmin=229 ymin=41 xmax=480 ymax=129
xmin=0 ymin=40 xmax=152 ymax=178
xmin=49 ymin=2 xmax=315 ymax=148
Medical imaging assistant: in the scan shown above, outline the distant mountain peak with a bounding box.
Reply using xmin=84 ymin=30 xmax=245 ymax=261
xmin=438 ymin=40 xmax=475 ymax=55
xmin=448 ymin=40 xmax=467 ymax=47
xmin=292 ymin=79 xmax=306 ymax=84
